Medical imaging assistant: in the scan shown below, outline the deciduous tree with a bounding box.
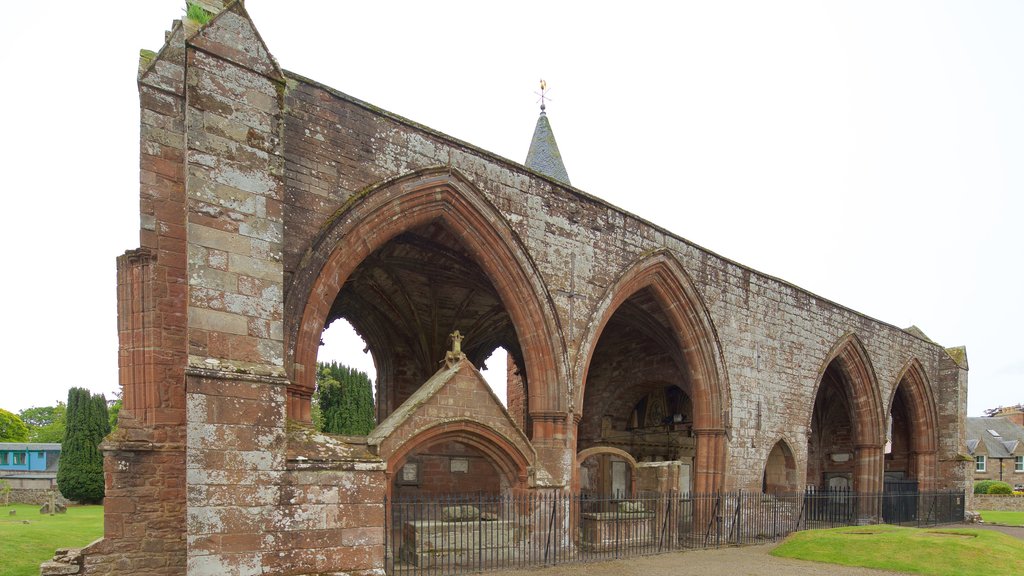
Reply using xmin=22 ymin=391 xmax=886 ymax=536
xmin=0 ymin=408 xmax=29 ymax=442
xmin=18 ymin=403 xmax=66 ymax=443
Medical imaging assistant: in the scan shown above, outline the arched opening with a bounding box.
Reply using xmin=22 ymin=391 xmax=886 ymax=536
xmin=578 ymin=289 xmax=696 ymax=485
xmin=762 ymin=440 xmax=798 ymax=494
xmin=384 ymin=421 xmax=532 ymax=497
xmin=314 ymin=319 xmax=378 ymax=433
xmin=885 ymin=361 xmax=938 ymax=491
xmin=479 ymin=346 xmax=509 ymax=407
xmin=575 ymin=253 xmax=729 ymax=494
xmin=577 ymin=448 xmax=639 ymax=500
xmin=287 ymin=170 xmax=563 ymax=438
xmin=806 ymin=337 xmax=884 ymax=496
xmin=807 ymin=363 xmax=856 ymax=491
xmin=324 ymin=220 xmax=526 ymax=423
xmin=382 ymin=421 xmax=533 ymax=550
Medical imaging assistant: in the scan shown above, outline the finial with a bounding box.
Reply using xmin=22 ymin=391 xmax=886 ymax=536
xmin=445 ymin=330 xmax=466 ymax=368
xmin=536 ymin=79 xmax=550 ymax=113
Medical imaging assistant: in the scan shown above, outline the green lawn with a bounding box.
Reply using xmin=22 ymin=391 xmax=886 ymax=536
xmin=0 ymin=503 xmax=103 ymax=576
xmin=979 ymin=510 xmax=1024 ymax=526
xmin=772 ymin=524 xmax=1024 ymax=576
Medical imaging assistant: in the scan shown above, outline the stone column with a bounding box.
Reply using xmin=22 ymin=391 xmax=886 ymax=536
xmin=694 ymin=429 xmax=727 ymax=494
xmin=854 ymin=443 xmax=884 ymax=523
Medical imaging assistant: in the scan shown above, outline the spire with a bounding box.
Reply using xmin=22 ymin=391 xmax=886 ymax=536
xmin=525 ymin=80 xmax=571 ymax=185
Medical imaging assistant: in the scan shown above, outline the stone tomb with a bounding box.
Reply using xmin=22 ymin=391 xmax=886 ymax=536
xmin=400 ymin=506 xmax=524 ymax=568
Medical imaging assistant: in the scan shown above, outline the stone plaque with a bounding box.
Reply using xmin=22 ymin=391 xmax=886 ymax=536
xmin=401 ymin=462 xmax=419 ymax=484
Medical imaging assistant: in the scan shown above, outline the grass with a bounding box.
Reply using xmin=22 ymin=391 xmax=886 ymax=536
xmin=185 ymin=2 xmax=213 ymax=25
xmin=979 ymin=510 xmax=1024 ymax=526
xmin=772 ymin=524 xmax=1024 ymax=576
xmin=0 ymin=503 xmax=103 ymax=576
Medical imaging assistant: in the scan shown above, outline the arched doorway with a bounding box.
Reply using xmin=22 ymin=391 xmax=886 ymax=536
xmin=286 ymin=169 xmax=563 ymax=436
xmin=576 ymin=252 xmax=729 ymax=494
xmin=806 ymin=336 xmax=884 ymax=495
xmin=885 ymin=360 xmax=938 ymax=490
xmin=577 ymin=447 xmax=640 ymax=499
xmin=762 ymin=439 xmax=799 ymax=494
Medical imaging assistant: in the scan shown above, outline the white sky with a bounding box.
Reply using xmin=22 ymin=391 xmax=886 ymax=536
xmin=1 ymin=1 xmax=1020 ymax=417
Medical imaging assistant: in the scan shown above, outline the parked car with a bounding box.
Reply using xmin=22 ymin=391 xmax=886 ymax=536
xmin=1014 ymin=483 xmax=1024 ymax=492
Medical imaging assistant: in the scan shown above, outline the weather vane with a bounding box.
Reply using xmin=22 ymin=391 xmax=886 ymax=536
xmin=535 ymin=79 xmax=552 ymax=113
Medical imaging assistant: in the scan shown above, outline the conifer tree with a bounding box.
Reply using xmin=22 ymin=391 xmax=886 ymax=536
xmin=57 ymin=388 xmax=110 ymax=503
xmin=314 ymin=362 xmax=376 ymax=435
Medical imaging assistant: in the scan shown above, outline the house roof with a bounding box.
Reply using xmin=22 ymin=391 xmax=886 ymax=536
xmin=965 ymin=417 xmax=1024 ymax=458
xmin=0 ymin=443 xmax=61 ymax=451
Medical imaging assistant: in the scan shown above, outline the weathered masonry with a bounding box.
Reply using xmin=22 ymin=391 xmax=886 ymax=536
xmin=55 ymin=2 xmax=970 ymax=575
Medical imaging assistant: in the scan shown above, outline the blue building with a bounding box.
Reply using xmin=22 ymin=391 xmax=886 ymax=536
xmin=0 ymin=443 xmax=61 ymax=473
xmin=0 ymin=443 xmax=62 ymax=497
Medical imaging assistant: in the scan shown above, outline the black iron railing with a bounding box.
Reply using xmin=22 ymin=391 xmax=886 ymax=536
xmin=383 ymin=489 xmax=964 ymax=576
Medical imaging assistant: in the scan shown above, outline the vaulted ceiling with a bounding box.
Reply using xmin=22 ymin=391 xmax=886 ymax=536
xmin=325 ymin=221 xmax=524 ymax=397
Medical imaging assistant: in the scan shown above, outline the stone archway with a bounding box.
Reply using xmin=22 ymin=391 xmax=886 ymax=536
xmin=575 ymin=251 xmax=729 ymax=494
xmin=806 ymin=334 xmax=884 ymax=495
xmin=886 ymin=360 xmax=939 ymax=490
xmin=286 ymin=168 xmax=565 ymax=435
xmin=762 ymin=438 xmax=799 ymax=494
xmin=385 ymin=420 xmax=533 ymax=497
xmin=576 ymin=446 xmax=640 ymax=498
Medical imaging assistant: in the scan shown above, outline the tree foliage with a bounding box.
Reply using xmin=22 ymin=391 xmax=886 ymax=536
xmin=108 ymin=397 xmax=122 ymax=433
xmin=314 ymin=362 xmax=376 ymax=436
xmin=19 ymin=403 xmax=66 ymax=443
xmin=57 ymin=388 xmax=110 ymax=503
xmin=0 ymin=408 xmax=29 ymax=442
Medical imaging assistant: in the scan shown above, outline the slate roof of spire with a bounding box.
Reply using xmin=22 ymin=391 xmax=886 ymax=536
xmin=525 ymin=111 xmax=571 ymax=185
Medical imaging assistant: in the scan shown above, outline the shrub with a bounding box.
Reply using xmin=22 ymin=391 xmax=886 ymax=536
xmin=987 ymin=482 xmax=1013 ymax=495
xmin=974 ymin=480 xmax=997 ymax=494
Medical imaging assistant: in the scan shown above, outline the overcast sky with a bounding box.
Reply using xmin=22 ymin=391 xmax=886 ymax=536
xmin=1 ymin=1 xmax=1020 ymax=418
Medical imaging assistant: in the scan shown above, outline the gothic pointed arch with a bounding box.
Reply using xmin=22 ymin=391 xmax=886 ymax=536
xmin=887 ymin=359 xmax=939 ymax=489
xmin=575 ymin=251 xmax=729 ymax=430
xmin=285 ymin=168 xmax=565 ymax=423
xmin=575 ymin=250 xmax=730 ymax=492
xmin=806 ymin=333 xmax=885 ymax=496
xmin=807 ymin=334 xmax=884 ymax=446
xmin=762 ymin=436 xmax=800 ymax=494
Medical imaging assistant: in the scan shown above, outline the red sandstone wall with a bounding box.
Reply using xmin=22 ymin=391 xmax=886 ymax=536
xmin=75 ymin=3 xmax=970 ymax=575
xmin=277 ymin=67 xmax=968 ymax=491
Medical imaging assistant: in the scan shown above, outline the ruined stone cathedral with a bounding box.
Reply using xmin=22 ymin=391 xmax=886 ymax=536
xmin=54 ymin=2 xmax=969 ymax=575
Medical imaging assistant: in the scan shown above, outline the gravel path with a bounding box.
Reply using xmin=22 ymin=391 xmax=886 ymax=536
xmin=974 ymin=523 xmax=1024 ymax=540
xmin=490 ymin=524 xmax=1024 ymax=576
xmin=496 ymin=545 xmax=908 ymax=576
